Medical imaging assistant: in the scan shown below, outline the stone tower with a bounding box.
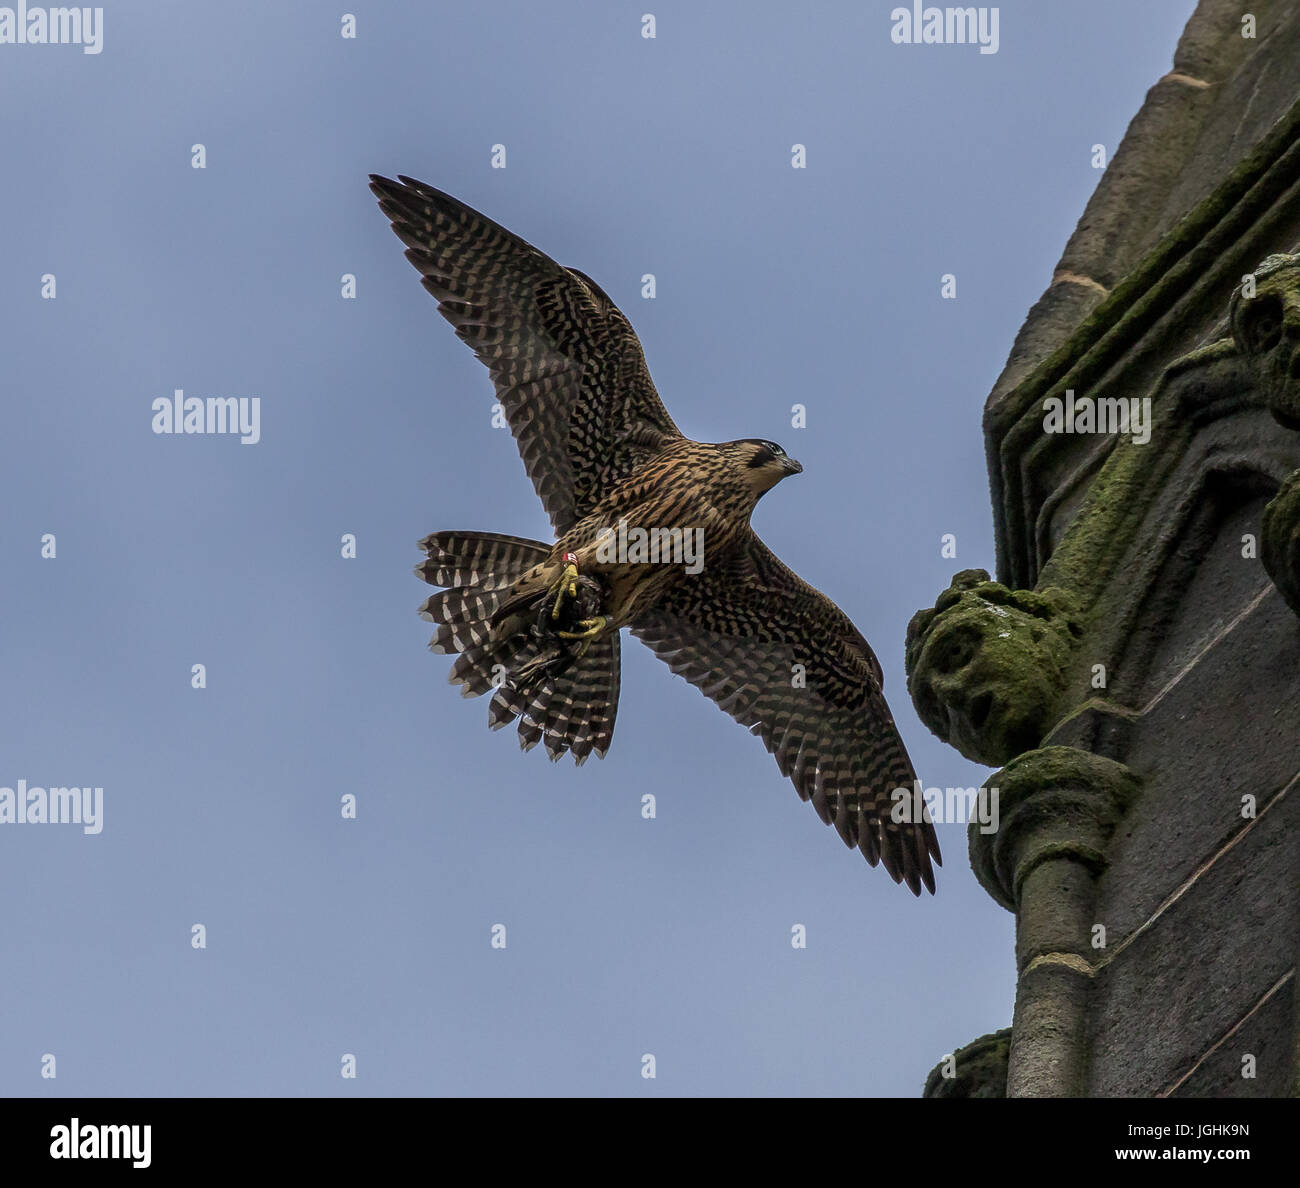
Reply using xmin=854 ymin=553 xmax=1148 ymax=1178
xmin=912 ymin=0 xmax=1300 ymax=1098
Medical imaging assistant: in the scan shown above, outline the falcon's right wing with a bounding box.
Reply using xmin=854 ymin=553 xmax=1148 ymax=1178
xmin=631 ymin=531 xmax=941 ymax=894
xmin=371 ymin=174 xmax=682 ymax=535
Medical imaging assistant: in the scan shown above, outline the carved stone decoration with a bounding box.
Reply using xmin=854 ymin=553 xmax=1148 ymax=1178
xmin=905 ymin=572 xmax=1083 ymax=767
xmin=1233 ymin=255 xmax=1300 ymax=615
xmin=908 ymin=332 xmax=1300 ymax=775
xmin=1230 ymin=253 xmax=1300 ymax=427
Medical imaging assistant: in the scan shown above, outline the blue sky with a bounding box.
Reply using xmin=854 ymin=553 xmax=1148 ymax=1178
xmin=0 ymin=0 xmax=1196 ymax=1095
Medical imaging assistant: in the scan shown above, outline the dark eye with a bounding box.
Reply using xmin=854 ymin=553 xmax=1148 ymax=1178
xmin=1243 ymin=296 xmax=1283 ymax=355
xmin=767 ymin=442 xmax=784 ymax=457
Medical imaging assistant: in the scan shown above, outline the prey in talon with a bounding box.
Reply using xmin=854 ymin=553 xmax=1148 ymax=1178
xmin=542 ymin=554 xmax=608 ymax=649
xmin=502 ymin=554 xmax=610 ymax=685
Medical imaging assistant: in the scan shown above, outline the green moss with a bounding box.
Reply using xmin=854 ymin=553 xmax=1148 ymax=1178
xmin=907 ymin=574 xmax=1083 ymax=766
xmin=923 ymin=1029 xmax=1012 ymax=1098
xmin=1038 ymin=341 xmax=1235 ymax=606
xmin=969 ymin=747 xmax=1140 ymax=909
xmin=994 ymin=745 xmax=1139 ymax=800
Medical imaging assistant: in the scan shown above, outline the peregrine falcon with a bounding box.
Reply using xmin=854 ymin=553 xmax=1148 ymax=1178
xmin=371 ymin=174 xmax=941 ymax=894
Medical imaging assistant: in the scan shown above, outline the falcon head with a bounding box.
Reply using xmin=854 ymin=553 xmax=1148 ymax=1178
xmin=723 ymin=438 xmax=803 ymax=497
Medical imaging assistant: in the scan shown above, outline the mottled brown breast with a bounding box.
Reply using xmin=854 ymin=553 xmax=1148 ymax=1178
xmin=553 ymin=440 xmax=759 ymax=627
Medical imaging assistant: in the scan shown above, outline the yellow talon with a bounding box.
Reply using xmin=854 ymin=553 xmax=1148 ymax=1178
xmin=550 ymin=561 xmax=580 ymax=621
xmin=556 ymin=615 xmax=607 ymax=641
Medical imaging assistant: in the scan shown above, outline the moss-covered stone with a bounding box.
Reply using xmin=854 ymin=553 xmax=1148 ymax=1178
xmin=970 ymin=746 xmax=1139 ymax=912
xmin=923 ymin=1029 xmax=1011 ymax=1099
xmin=905 ymin=571 xmax=1083 ymax=766
xmin=1261 ymin=468 xmax=1300 ymax=617
xmin=918 ymin=2 xmax=1300 ymax=1100
xmin=1231 ymin=254 xmax=1300 ymax=427
xmin=986 ymin=94 xmax=1300 ymax=590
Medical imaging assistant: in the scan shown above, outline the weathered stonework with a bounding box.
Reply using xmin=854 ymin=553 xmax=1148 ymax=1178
xmin=919 ymin=2 xmax=1300 ymax=1098
xmin=1237 ymin=255 xmax=1300 ymax=615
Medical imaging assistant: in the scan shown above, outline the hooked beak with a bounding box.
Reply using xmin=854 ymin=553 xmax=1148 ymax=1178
xmin=782 ymin=456 xmax=803 ymax=475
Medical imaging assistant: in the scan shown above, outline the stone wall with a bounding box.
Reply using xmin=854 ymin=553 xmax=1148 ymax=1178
xmin=917 ymin=1 xmax=1300 ymax=1098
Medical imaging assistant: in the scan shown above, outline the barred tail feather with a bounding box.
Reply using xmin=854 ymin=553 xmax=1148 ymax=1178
xmin=417 ymin=530 xmax=550 ymax=589
xmin=417 ymin=530 xmax=621 ymax=761
xmin=488 ymin=630 xmax=621 ymax=763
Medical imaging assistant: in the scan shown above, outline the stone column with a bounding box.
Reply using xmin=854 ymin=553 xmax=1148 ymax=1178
xmin=971 ymin=747 xmax=1138 ymax=1097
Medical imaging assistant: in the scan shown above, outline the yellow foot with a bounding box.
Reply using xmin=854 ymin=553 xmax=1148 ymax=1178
xmin=549 ymin=553 xmax=580 ymax=621
xmin=556 ymin=615 xmax=607 ymax=643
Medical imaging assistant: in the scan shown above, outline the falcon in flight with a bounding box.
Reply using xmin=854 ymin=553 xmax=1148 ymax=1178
xmin=371 ymin=174 xmax=941 ymax=894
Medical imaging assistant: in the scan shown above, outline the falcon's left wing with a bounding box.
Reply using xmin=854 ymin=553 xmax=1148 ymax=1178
xmin=630 ymin=533 xmax=941 ymax=894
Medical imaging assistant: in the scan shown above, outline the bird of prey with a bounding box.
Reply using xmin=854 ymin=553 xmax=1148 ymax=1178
xmin=370 ymin=174 xmax=941 ymax=894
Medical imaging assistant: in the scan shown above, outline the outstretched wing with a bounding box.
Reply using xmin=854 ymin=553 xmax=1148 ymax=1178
xmin=631 ymin=533 xmax=942 ymax=894
xmin=371 ymin=174 xmax=682 ymax=534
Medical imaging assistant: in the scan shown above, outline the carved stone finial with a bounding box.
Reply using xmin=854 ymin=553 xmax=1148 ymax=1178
xmin=905 ymin=570 xmax=1083 ymax=767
